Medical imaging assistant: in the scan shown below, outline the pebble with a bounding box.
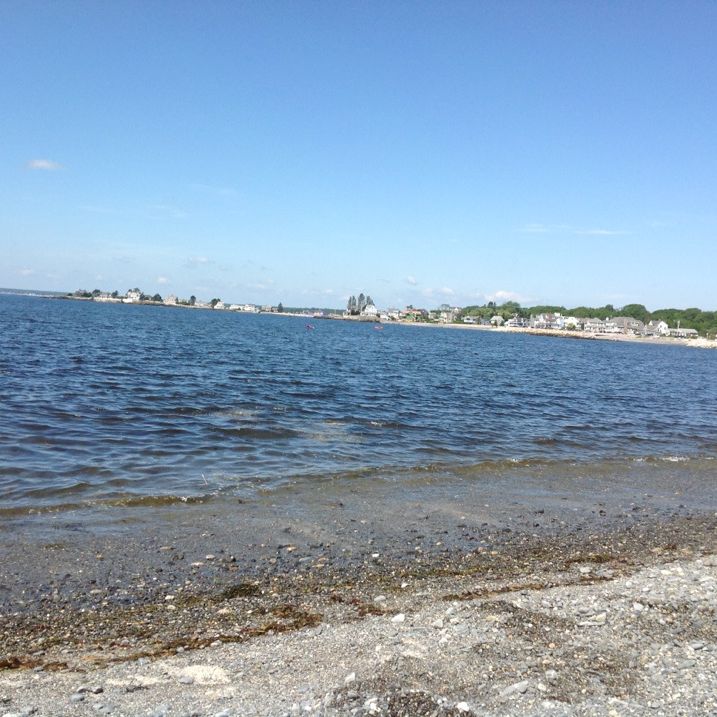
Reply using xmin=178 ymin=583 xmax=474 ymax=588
xmin=455 ymin=702 xmax=471 ymax=712
xmin=500 ymin=680 xmax=530 ymax=697
xmin=344 ymin=672 xmax=356 ymax=685
xmin=391 ymin=613 xmax=405 ymax=623
xmin=178 ymin=675 xmax=195 ymax=685
xmin=70 ymin=693 xmax=85 ymax=703
xmin=214 ymin=711 xmax=231 ymax=717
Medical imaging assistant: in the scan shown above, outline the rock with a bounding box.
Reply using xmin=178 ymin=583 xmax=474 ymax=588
xmin=178 ymin=675 xmax=195 ymax=685
xmin=545 ymin=669 xmax=558 ymax=683
xmin=431 ymin=618 xmax=444 ymax=629
xmin=677 ymin=659 xmax=696 ymax=669
xmin=455 ymin=702 xmax=471 ymax=712
xmin=391 ymin=613 xmax=406 ymax=623
xmin=214 ymin=711 xmax=231 ymax=717
xmin=344 ymin=672 xmax=356 ymax=685
xmin=500 ymin=680 xmax=530 ymax=698
xmin=70 ymin=693 xmax=85 ymax=703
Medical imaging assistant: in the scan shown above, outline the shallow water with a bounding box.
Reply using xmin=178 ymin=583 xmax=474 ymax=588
xmin=1 ymin=294 xmax=717 ymax=515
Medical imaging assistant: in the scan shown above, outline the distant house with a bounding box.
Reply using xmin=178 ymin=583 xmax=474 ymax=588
xmin=669 ymin=327 xmax=699 ymax=338
xmin=400 ymin=307 xmax=428 ymax=321
xmin=603 ymin=319 xmax=620 ymax=333
xmin=124 ymin=289 xmax=142 ymax=303
xmin=462 ymin=316 xmax=476 ymax=324
xmin=490 ymin=315 xmax=504 ymax=326
xmin=93 ymin=292 xmax=119 ymax=303
xmin=163 ymin=294 xmax=177 ymax=306
xmin=213 ymin=300 xmax=225 ymax=310
xmin=531 ymin=313 xmax=561 ymax=330
xmin=361 ymin=303 xmax=378 ymax=318
xmin=645 ymin=320 xmax=669 ymax=336
xmin=584 ymin=318 xmax=605 ymax=333
xmin=505 ymin=316 xmax=527 ymax=328
xmin=563 ymin=316 xmax=582 ymax=330
xmin=612 ymin=316 xmax=645 ymax=335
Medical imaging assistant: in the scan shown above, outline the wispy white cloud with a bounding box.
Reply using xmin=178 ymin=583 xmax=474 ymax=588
xmin=521 ymin=222 xmax=552 ymax=234
xmin=247 ymin=280 xmax=276 ymax=291
xmin=27 ymin=159 xmax=62 ymax=171
xmin=573 ymin=228 xmax=628 ymax=236
xmin=185 ymin=256 xmax=213 ymax=269
xmin=420 ymin=286 xmax=455 ymax=299
xmin=521 ymin=223 xmax=628 ymax=237
xmin=148 ymin=203 xmax=187 ymax=219
xmin=18 ymin=267 xmax=35 ymax=277
xmin=486 ymin=289 xmax=528 ymax=304
xmin=157 ymin=276 xmax=169 ymax=285
xmin=406 ymin=275 xmax=418 ymax=285
xmin=80 ymin=204 xmax=116 ymax=214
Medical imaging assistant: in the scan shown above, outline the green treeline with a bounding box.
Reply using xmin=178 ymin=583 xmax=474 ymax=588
xmin=459 ymin=302 xmax=717 ymax=336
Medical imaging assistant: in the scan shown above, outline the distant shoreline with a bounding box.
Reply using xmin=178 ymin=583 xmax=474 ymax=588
xmin=6 ymin=291 xmax=715 ymax=349
xmin=378 ymin=317 xmax=717 ymax=349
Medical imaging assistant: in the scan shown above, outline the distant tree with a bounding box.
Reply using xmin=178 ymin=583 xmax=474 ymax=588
xmin=152 ymin=293 xmax=162 ymax=302
xmin=347 ymin=295 xmax=357 ymax=314
xmin=618 ymin=304 xmax=650 ymax=323
xmin=189 ymin=295 xmax=196 ymax=306
xmin=111 ymin=290 xmax=118 ymax=298
xmin=210 ymin=298 xmax=221 ymax=308
xmin=366 ymin=295 xmax=374 ymax=307
xmin=91 ymin=288 xmax=101 ymax=297
xmin=358 ymin=293 xmax=367 ymax=313
xmin=140 ymin=293 xmax=150 ymax=301
xmin=277 ymin=302 xmax=284 ymax=313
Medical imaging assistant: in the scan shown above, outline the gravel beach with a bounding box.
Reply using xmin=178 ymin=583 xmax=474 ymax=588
xmin=1 ymin=469 xmax=716 ymax=716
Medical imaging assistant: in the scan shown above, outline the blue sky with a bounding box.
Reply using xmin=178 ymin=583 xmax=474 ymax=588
xmin=2 ymin=1 xmax=716 ymax=309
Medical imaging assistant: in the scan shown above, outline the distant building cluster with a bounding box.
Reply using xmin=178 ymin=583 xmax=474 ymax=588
xmin=72 ymin=288 xmax=280 ymax=314
xmin=70 ymin=288 xmax=703 ymax=339
xmin=497 ymin=312 xmax=698 ymax=338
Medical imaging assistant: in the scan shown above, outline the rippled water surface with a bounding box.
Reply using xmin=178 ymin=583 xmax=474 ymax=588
xmin=2 ymin=294 xmax=717 ymax=512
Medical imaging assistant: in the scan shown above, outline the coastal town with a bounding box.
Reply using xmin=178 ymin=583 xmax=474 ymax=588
xmin=68 ymin=287 xmax=712 ymax=344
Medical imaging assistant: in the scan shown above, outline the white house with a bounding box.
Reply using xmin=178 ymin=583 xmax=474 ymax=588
xmin=163 ymin=294 xmax=177 ymax=306
xmin=490 ymin=315 xmax=504 ymax=326
xmin=670 ymin=326 xmax=699 ymax=338
xmin=361 ymin=303 xmax=379 ymax=318
xmin=584 ymin=318 xmax=605 ymax=333
xmin=645 ymin=320 xmax=669 ymax=336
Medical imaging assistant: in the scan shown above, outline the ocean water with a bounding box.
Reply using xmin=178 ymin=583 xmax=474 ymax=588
xmin=1 ymin=293 xmax=717 ymax=515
